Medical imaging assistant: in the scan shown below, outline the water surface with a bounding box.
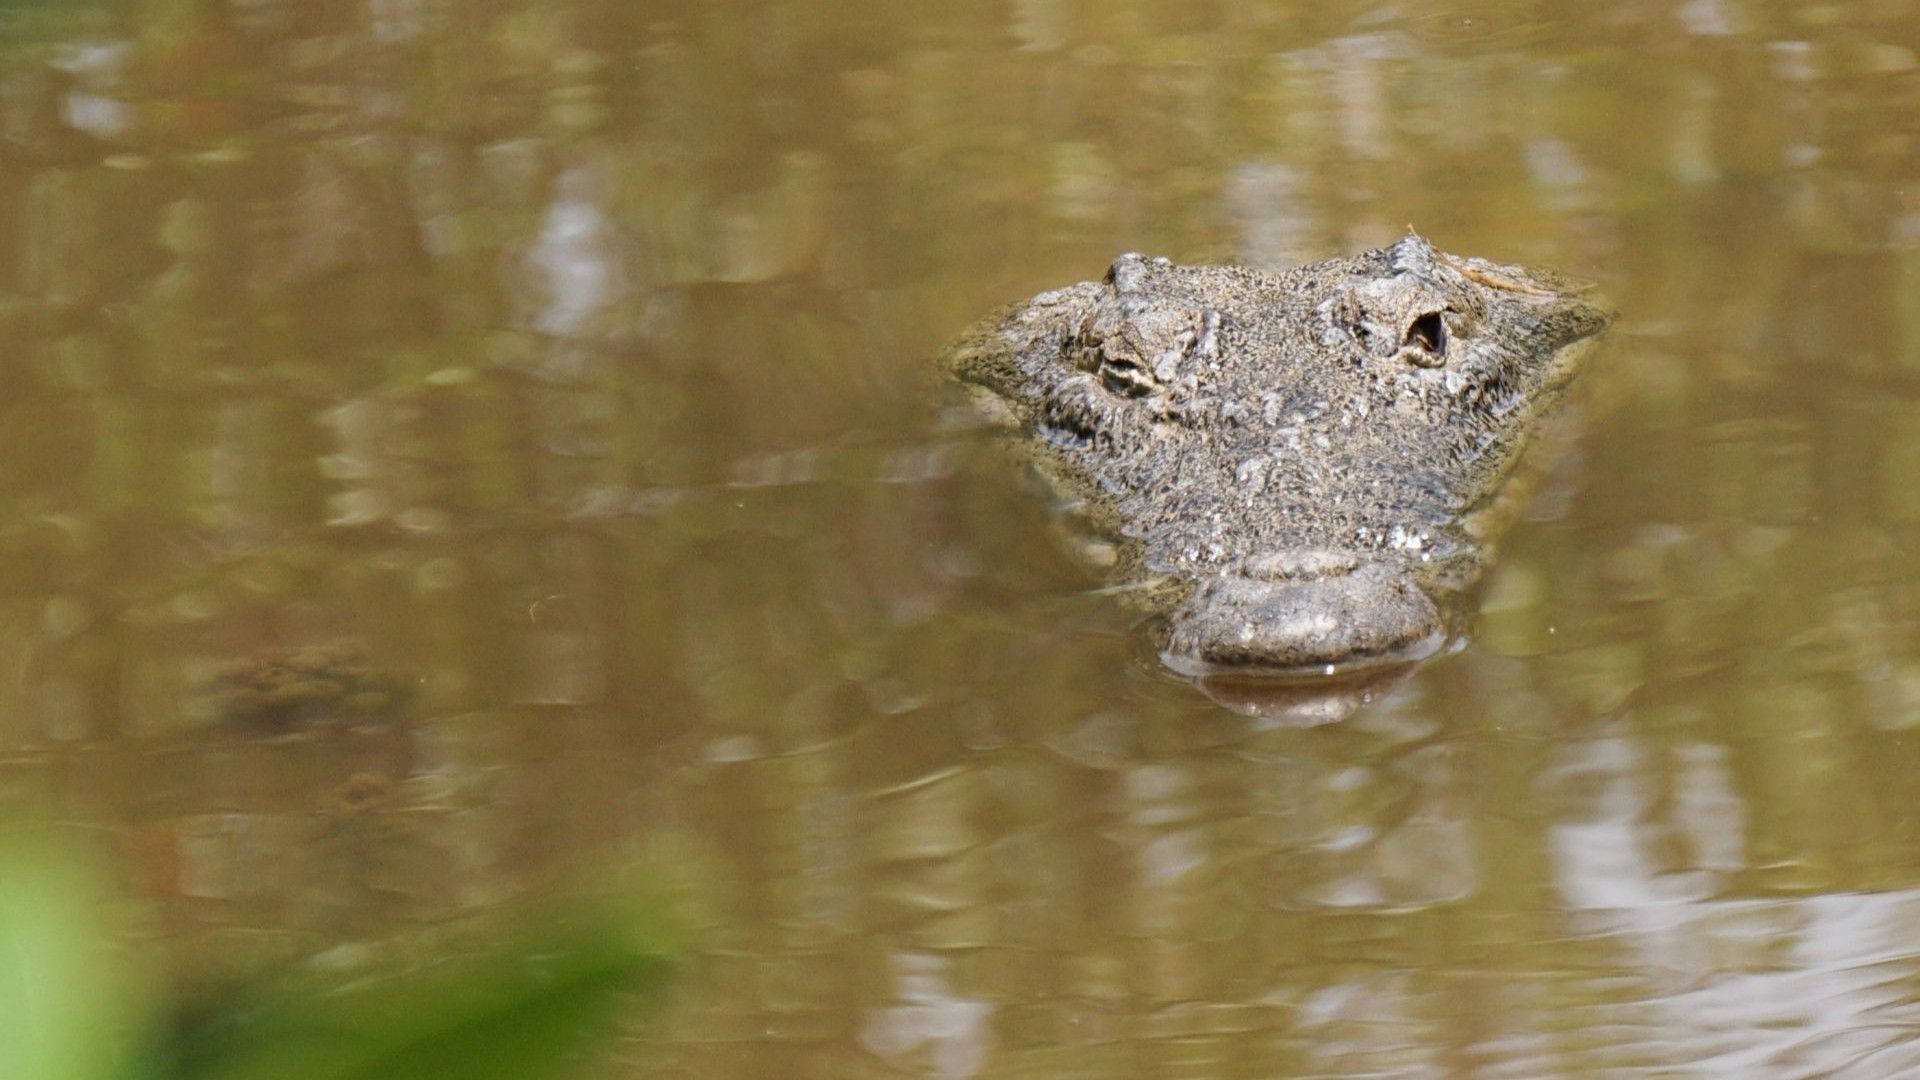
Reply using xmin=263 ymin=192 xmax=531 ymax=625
xmin=5 ymin=0 xmax=1920 ymax=1075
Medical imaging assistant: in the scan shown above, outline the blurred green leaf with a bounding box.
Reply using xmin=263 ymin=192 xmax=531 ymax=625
xmin=0 ymin=839 xmax=140 ymax=1080
xmin=157 ymin=903 xmax=677 ymax=1080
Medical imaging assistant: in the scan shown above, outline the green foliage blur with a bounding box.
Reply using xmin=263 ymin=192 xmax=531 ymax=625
xmin=0 ymin=839 xmax=677 ymax=1080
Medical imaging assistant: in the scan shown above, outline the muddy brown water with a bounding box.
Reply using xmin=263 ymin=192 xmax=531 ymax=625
xmin=5 ymin=1 xmax=1920 ymax=1075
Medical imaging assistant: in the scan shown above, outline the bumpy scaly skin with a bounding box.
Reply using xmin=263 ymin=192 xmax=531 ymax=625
xmin=950 ymin=234 xmax=1612 ymax=675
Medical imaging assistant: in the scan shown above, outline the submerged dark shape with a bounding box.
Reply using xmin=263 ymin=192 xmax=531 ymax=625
xmin=950 ymin=234 xmax=1611 ymax=714
xmin=200 ymin=640 xmax=410 ymax=730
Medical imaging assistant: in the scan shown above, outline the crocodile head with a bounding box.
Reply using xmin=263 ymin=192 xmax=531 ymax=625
xmin=951 ymin=234 xmax=1612 ymax=704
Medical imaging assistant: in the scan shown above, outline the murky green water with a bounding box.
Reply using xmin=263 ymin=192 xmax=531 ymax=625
xmin=6 ymin=0 xmax=1920 ymax=1074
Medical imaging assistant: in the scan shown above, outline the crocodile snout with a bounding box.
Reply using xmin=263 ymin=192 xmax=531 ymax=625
xmin=1160 ymin=552 xmax=1445 ymax=677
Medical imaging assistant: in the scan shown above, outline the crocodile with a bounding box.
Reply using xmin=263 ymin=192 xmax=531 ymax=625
xmin=949 ymin=234 xmax=1611 ymax=699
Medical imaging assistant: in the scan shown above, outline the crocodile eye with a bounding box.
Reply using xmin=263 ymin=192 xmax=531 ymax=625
xmin=1096 ymin=347 xmax=1156 ymax=397
xmin=1405 ymin=310 xmax=1446 ymax=360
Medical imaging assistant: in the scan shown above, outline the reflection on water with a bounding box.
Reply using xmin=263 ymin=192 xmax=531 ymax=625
xmin=4 ymin=0 xmax=1920 ymax=1075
